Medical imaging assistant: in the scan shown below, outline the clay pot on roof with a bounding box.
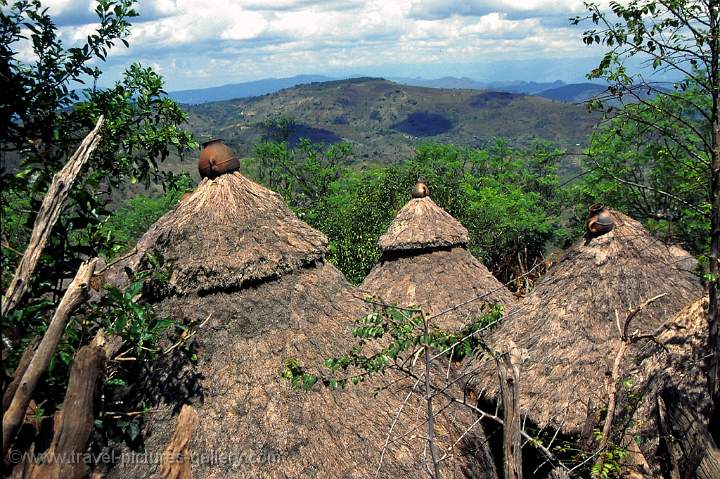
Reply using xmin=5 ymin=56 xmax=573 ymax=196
xmin=198 ymin=139 xmax=239 ymax=178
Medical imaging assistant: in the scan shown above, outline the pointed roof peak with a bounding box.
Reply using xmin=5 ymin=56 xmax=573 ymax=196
xmin=378 ymin=196 xmax=469 ymax=252
xmin=106 ymin=171 xmax=328 ymax=295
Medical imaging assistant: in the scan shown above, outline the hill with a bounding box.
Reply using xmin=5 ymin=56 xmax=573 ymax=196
xmin=536 ymin=82 xmax=607 ymax=103
xmin=183 ymin=78 xmax=598 ymax=164
xmin=169 ymin=74 xmax=334 ymax=104
xmin=391 ymin=77 xmax=567 ymax=94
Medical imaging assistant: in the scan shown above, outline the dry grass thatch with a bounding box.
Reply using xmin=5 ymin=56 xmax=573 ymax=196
xmin=106 ymin=172 xmax=328 ymax=295
xmin=362 ymin=248 xmax=514 ymax=332
xmin=363 ymin=196 xmax=513 ymax=332
xmin=378 ymin=197 xmax=469 ymax=252
xmin=467 ymin=211 xmax=703 ymax=436
xmin=105 ymin=172 xmax=497 ymax=479
xmin=626 ymin=296 xmax=717 ymax=476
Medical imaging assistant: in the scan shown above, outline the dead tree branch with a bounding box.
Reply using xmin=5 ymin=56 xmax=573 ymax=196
xmin=2 ymin=336 xmax=41 ymax=412
xmin=26 ymin=331 xmax=120 ymax=479
xmin=2 ymin=258 xmax=98 ymax=457
xmin=593 ymin=293 xmax=668 ymax=476
xmin=422 ymin=312 xmax=442 ymax=479
xmin=1 ymin=115 xmax=104 ymax=317
xmin=160 ymin=404 xmax=199 ymax=479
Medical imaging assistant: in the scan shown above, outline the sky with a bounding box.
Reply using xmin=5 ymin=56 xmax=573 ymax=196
xmin=24 ymin=0 xmax=609 ymax=90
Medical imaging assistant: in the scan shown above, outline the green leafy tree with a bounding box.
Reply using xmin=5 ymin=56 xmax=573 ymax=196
xmin=573 ymin=87 xmax=709 ymax=254
xmin=0 ymin=0 xmax=194 ymax=453
xmin=98 ymin=173 xmax=194 ymax=259
xmin=249 ymin=137 xmax=568 ymax=286
xmin=1 ymin=0 xmax=197 ymax=309
xmin=317 ymin=141 xmax=567 ymax=286
xmin=575 ymin=0 xmax=720 ymax=415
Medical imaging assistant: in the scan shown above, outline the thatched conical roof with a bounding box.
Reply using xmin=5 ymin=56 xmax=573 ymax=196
xmin=106 ymin=172 xmax=327 ymax=295
xmin=467 ymin=211 xmax=703 ymax=436
xmin=362 ymin=195 xmax=513 ymax=332
xmin=378 ymin=196 xmax=469 ymax=252
xmin=624 ymin=296 xmax=718 ymax=477
xmin=106 ymin=172 xmax=496 ymax=478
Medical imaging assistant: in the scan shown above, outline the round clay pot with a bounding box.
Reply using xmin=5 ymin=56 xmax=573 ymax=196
xmin=198 ymin=139 xmax=239 ymax=178
xmin=587 ymin=203 xmax=615 ymax=236
xmin=412 ymin=180 xmax=430 ymax=198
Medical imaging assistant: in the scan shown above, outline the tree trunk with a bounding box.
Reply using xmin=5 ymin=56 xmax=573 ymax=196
xmin=29 ymin=347 xmax=104 ymax=479
xmin=497 ymin=351 xmax=522 ymax=479
xmin=1 ymin=116 xmax=103 ymax=317
xmin=661 ymin=390 xmax=720 ymax=479
xmin=422 ymin=314 xmax=441 ymax=479
xmin=24 ymin=331 xmax=122 ymax=479
xmin=707 ymin=0 xmax=720 ymax=444
xmin=2 ymin=258 xmax=97 ymax=457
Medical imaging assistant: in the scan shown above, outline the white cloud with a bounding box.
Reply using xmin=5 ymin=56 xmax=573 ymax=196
xmin=17 ymin=0 xmax=607 ymax=89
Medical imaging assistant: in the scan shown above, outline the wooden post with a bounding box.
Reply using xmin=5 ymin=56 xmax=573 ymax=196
xmin=25 ymin=331 xmax=122 ymax=479
xmin=160 ymin=404 xmax=199 ymax=479
xmin=2 ymin=336 xmax=41 ymax=412
xmin=1 ymin=116 xmax=103 ymax=317
xmin=660 ymin=392 xmax=720 ymax=479
xmin=422 ymin=313 xmax=442 ymax=479
xmin=497 ymin=349 xmax=522 ymax=479
xmin=2 ymin=258 xmax=97 ymax=457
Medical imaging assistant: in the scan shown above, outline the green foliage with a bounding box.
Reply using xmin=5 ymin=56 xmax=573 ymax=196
xmin=283 ymin=300 xmax=504 ymax=391
xmin=571 ymin=80 xmax=710 ymax=258
xmin=573 ymin=0 xmax=717 ymax=271
xmin=0 ymin=0 xmax=193 ymax=455
xmin=99 ymin=173 xmax=194 ymax=259
xmin=84 ymin=264 xmax=177 ymax=450
xmin=251 ymin=137 xmax=352 ymax=211
xmin=1 ymin=0 xmax=197 ymax=306
xmin=1 ymin=260 xmax=177 ymax=450
xmin=91 ymin=278 xmax=174 ymax=356
xmin=590 ymin=433 xmax=628 ymax=479
xmin=575 ymin=1 xmax=716 ymax=92
xmin=248 ymin=137 xmax=568 ymax=285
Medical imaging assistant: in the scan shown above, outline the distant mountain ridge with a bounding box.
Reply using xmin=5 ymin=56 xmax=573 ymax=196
xmin=169 ymin=74 xmax=607 ymax=105
xmin=182 ymin=77 xmax=598 ymax=164
xmin=168 ymin=74 xmax=335 ymax=104
xmin=536 ymin=83 xmax=608 ymax=103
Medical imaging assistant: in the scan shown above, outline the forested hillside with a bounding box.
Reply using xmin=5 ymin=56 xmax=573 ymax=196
xmin=182 ymin=78 xmax=597 ymax=164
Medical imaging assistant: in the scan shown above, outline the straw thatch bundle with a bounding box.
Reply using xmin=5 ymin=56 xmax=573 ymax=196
xmin=467 ymin=211 xmax=703 ymax=436
xmin=362 ymin=196 xmax=514 ymax=331
xmin=105 ymin=172 xmax=496 ymax=479
xmin=106 ymin=172 xmax=327 ymax=295
xmin=377 ymin=197 xmax=469 ymax=252
xmin=626 ymin=296 xmax=720 ymax=477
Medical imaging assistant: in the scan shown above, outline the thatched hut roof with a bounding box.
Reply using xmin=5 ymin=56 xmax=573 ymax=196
xmin=362 ymin=196 xmax=513 ymax=332
xmin=624 ymin=296 xmax=717 ymax=476
xmin=467 ymin=211 xmax=703 ymax=436
xmin=378 ymin=197 xmax=469 ymax=252
xmin=106 ymin=172 xmax=327 ymax=295
xmin=106 ymin=172 xmax=496 ymax=478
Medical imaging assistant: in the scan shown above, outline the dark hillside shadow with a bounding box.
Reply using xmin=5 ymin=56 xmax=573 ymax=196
xmin=470 ymin=91 xmax=520 ymax=107
xmin=391 ymin=111 xmax=454 ymax=136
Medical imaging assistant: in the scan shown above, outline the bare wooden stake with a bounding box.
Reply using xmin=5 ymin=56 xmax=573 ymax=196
xmin=657 ymin=397 xmax=681 ymax=479
xmin=27 ymin=344 xmax=105 ymax=479
xmin=422 ymin=313 xmax=442 ymax=479
xmin=1 ymin=115 xmax=104 ymax=317
xmin=594 ymin=294 xmax=668 ymax=477
xmin=2 ymin=258 xmax=97 ymax=457
xmin=160 ymin=404 xmax=199 ymax=479
xmin=497 ymin=346 xmax=523 ymax=479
